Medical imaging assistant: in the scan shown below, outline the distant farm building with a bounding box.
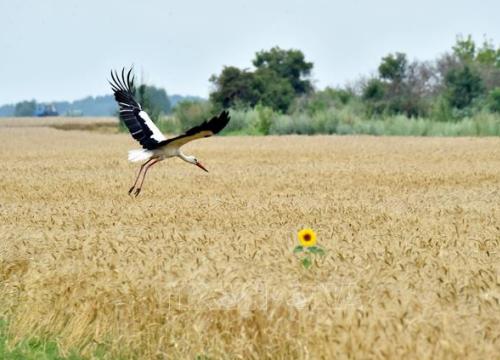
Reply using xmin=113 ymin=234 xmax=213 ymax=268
xmin=65 ymin=109 xmax=84 ymax=117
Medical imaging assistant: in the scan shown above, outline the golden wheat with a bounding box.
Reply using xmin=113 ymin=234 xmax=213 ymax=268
xmin=1 ymin=118 xmax=499 ymax=359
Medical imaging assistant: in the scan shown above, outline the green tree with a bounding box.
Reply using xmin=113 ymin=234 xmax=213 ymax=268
xmin=452 ymin=34 xmax=476 ymax=63
xmin=378 ymin=52 xmax=408 ymax=83
xmin=252 ymin=68 xmax=295 ymax=112
xmin=362 ymin=79 xmax=386 ymax=101
xmin=451 ymin=35 xmax=500 ymax=68
xmin=137 ymin=84 xmax=171 ymax=123
xmin=209 ymin=66 xmax=259 ymax=109
xmin=209 ymin=47 xmax=314 ymax=112
xmin=476 ymin=40 xmax=500 ymax=67
xmin=362 ymin=79 xmax=387 ymax=116
xmin=14 ymin=100 xmax=36 ymax=116
xmin=369 ymin=53 xmax=431 ymax=117
xmin=444 ymin=65 xmax=484 ymax=109
xmin=146 ymin=86 xmax=171 ymax=114
xmin=253 ymin=47 xmax=313 ymax=95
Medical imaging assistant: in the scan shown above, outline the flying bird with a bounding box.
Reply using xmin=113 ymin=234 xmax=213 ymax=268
xmin=109 ymin=68 xmax=230 ymax=196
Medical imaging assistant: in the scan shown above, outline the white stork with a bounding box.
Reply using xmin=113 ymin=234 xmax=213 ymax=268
xmin=109 ymin=68 xmax=230 ymax=196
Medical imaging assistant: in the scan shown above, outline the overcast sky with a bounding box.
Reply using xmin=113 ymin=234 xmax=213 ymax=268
xmin=0 ymin=0 xmax=499 ymax=104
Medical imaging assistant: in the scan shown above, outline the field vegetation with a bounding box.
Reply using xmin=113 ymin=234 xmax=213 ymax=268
xmin=166 ymin=105 xmax=500 ymax=137
xmin=1 ymin=118 xmax=499 ymax=358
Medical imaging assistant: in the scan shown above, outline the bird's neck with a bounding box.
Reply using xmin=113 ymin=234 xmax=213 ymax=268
xmin=178 ymin=151 xmax=194 ymax=164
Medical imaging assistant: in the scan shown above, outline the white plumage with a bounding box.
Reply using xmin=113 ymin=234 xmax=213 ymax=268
xmin=128 ymin=149 xmax=153 ymax=162
xmin=138 ymin=110 xmax=166 ymax=142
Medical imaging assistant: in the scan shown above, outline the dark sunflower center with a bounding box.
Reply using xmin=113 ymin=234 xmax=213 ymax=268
xmin=303 ymin=234 xmax=311 ymax=242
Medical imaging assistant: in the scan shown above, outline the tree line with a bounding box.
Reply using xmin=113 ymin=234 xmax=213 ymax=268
xmin=5 ymin=34 xmax=500 ymax=136
xmin=5 ymin=86 xmax=173 ymax=117
xmin=206 ymin=35 xmax=499 ymax=121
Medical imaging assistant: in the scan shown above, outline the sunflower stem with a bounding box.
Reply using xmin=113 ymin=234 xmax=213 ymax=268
xmin=301 ymin=256 xmax=312 ymax=269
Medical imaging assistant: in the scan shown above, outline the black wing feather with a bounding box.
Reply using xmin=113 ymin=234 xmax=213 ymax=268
xmin=160 ymin=110 xmax=231 ymax=147
xmin=109 ymin=68 xmax=165 ymax=150
xmin=182 ymin=110 xmax=230 ymax=137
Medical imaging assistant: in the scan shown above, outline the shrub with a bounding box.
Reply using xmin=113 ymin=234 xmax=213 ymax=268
xmin=488 ymin=88 xmax=500 ymax=113
xmin=430 ymin=96 xmax=453 ymax=122
xmin=173 ymin=100 xmax=214 ymax=130
xmin=253 ymin=105 xmax=275 ymax=135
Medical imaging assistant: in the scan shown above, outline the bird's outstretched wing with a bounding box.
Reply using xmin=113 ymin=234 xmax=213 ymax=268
xmin=109 ymin=68 xmax=166 ymax=150
xmin=160 ymin=110 xmax=230 ymax=148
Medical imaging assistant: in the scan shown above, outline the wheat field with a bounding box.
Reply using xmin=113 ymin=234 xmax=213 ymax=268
xmin=0 ymin=118 xmax=499 ymax=359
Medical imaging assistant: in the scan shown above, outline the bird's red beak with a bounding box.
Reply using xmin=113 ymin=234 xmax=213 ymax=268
xmin=196 ymin=162 xmax=209 ymax=172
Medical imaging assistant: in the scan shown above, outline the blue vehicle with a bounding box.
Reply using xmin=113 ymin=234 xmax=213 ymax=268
xmin=34 ymin=103 xmax=59 ymax=117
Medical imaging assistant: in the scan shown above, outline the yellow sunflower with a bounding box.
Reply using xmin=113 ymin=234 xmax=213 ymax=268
xmin=298 ymin=228 xmax=317 ymax=247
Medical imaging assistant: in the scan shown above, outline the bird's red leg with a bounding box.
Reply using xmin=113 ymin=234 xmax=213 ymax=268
xmin=133 ymin=158 xmax=160 ymax=197
xmin=129 ymin=158 xmax=155 ymax=195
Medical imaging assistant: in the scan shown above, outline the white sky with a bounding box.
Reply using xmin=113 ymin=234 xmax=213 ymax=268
xmin=0 ymin=0 xmax=499 ymax=104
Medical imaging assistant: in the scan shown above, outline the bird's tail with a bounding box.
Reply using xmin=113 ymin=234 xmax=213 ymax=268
xmin=128 ymin=149 xmax=153 ymax=162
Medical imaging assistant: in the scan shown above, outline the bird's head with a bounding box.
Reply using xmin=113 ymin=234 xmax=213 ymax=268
xmin=187 ymin=155 xmax=208 ymax=172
